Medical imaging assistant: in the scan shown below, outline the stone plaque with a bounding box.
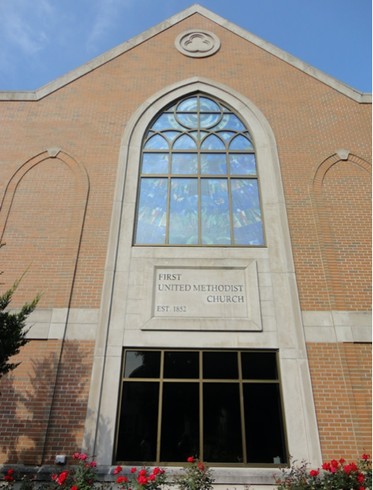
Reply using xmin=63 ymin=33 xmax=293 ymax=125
xmin=154 ymin=268 xmax=248 ymax=318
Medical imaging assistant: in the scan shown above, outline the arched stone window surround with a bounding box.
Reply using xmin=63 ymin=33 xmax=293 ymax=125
xmin=311 ymin=152 xmax=371 ymax=310
xmin=85 ymin=78 xmax=322 ymax=473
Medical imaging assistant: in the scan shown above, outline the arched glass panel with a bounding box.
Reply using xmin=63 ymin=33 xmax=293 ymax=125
xmin=230 ymin=135 xmax=254 ymax=151
xmin=135 ymin=94 xmax=264 ymax=246
xmin=201 ymin=135 xmax=225 ymax=151
xmin=144 ymin=134 xmax=169 ymax=150
xmin=173 ymin=134 xmax=197 ymax=150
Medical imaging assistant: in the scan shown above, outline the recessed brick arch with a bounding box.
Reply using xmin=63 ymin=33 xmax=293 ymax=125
xmin=0 ymin=149 xmax=90 ymax=307
xmin=312 ymin=153 xmax=371 ymax=310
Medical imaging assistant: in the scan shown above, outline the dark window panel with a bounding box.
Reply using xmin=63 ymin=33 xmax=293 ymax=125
xmin=241 ymin=351 xmax=278 ymax=380
xmin=160 ymin=382 xmax=199 ymax=462
xmin=164 ymin=351 xmax=199 ymax=379
xmin=116 ymin=382 xmax=159 ymax=462
xmin=203 ymin=383 xmax=243 ymax=463
xmin=203 ymin=351 xmax=238 ymax=379
xmin=244 ymin=383 xmax=286 ymax=464
xmin=124 ymin=351 xmax=161 ymax=378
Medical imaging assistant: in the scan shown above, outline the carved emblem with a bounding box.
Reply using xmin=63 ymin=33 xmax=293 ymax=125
xmin=175 ymin=30 xmax=221 ymax=58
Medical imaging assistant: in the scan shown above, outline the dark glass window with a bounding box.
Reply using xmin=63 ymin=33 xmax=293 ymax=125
xmin=116 ymin=349 xmax=287 ymax=466
xmin=134 ymin=94 xmax=264 ymax=246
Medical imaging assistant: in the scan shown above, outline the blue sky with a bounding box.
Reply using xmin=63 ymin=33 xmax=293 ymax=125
xmin=0 ymin=0 xmax=371 ymax=92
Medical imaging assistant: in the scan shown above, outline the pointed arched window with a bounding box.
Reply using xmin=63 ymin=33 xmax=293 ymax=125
xmin=134 ymin=94 xmax=264 ymax=246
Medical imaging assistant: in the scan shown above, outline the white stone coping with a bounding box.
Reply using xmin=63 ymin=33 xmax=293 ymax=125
xmin=0 ymin=5 xmax=370 ymax=103
xmin=21 ymin=308 xmax=371 ymax=343
xmin=24 ymin=308 xmax=99 ymax=340
xmin=303 ymin=310 xmax=372 ymax=343
xmin=0 ymin=464 xmax=279 ymax=487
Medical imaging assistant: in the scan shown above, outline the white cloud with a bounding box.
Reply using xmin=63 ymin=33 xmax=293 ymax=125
xmin=86 ymin=0 xmax=132 ymax=52
xmin=0 ymin=0 xmax=56 ymax=55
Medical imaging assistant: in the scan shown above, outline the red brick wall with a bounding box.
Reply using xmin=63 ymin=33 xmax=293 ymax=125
xmin=307 ymin=342 xmax=372 ymax=461
xmin=0 ymin=340 xmax=94 ymax=465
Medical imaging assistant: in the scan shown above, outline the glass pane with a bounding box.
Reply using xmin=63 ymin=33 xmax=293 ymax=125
xmin=152 ymin=113 xmax=184 ymax=131
xmin=164 ymin=351 xmax=199 ymax=379
xmin=173 ymin=134 xmax=197 ymax=150
xmin=176 ymin=113 xmax=198 ymax=129
xmin=201 ymin=179 xmax=230 ymax=245
xmin=116 ymin=382 xmax=159 ymax=462
xmin=193 ymin=130 xmax=210 ymax=143
xmin=169 ymin=179 xmax=198 ymax=244
xmin=177 ymin=97 xmax=198 ymax=112
xmin=144 ymin=134 xmax=169 ymax=150
xmin=200 ymin=113 xmax=221 ymax=128
xmin=135 ymin=178 xmax=167 ymax=244
xmin=231 ymin=179 xmax=264 ymax=245
xmin=161 ymin=383 xmax=199 ymax=462
xmin=172 ymin=154 xmax=198 ymax=174
xmin=201 ymin=135 xmax=225 ymax=151
xmin=201 ymin=154 xmax=226 ymax=175
xmin=124 ymin=351 xmax=161 ymax=378
xmin=217 ymin=131 xmax=236 ymax=142
xmin=214 ymin=114 xmax=246 ymax=131
xmin=163 ymin=131 xmax=181 ymax=143
xmin=203 ymin=352 xmax=238 ymax=379
xmin=229 ymin=135 xmax=254 ymax=151
xmin=241 ymin=352 xmax=278 ymax=380
xmin=244 ymin=383 xmax=286 ymax=464
xmin=199 ymin=97 xmax=220 ymax=112
xmin=142 ymin=153 xmax=169 ymax=174
xmin=229 ymin=154 xmax=256 ymax=175
xmin=203 ymin=383 xmax=243 ymax=463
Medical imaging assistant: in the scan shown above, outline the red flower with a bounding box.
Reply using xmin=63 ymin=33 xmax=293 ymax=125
xmin=137 ymin=475 xmax=148 ymax=485
xmin=57 ymin=471 xmax=69 ymax=486
xmin=130 ymin=467 xmax=137 ymax=474
xmin=4 ymin=469 xmax=15 ymax=481
xmin=114 ymin=466 xmax=123 ymax=475
xmin=330 ymin=459 xmax=339 ymax=468
xmin=72 ymin=453 xmax=80 ymax=460
xmin=339 ymin=458 xmax=345 ymax=464
xmin=322 ymin=462 xmax=331 ymax=471
xmin=152 ymin=467 xmax=161 ymax=475
xmin=117 ymin=476 xmax=128 ymax=484
xmin=139 ymin=469 xmax=147 ymax=477
xmin=89 ymin=461 xmax=97 ymax=468
xmin=343 ymin=463 xmax=358 ymax=475
xmin=197 ymin=462 xmax=205 ymax=472
xmin=149 ymin=474 xmax=156 ymax=481
xmin=357 ymin=473 xmax=365 ymax=483
xmin=362 ymin=453 xmax=370 ymax=460
xmin=187 ymin=456 xmax=195 ymax=463
xmin=309 ymin=469 xmax=319 ymax=477
xmin=79 ymin=453 xmax=88 ymax=461
xmin=71 ymin=486 xmax=78 ymax=490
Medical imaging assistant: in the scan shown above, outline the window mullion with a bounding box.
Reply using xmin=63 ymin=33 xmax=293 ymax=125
xmin=199 ymin=350 xmax=204 ymax=460
xmin=156 ymin=351 xmax=164 ymax=463
xmin=238 ymin=352 xmax=247 ymax=463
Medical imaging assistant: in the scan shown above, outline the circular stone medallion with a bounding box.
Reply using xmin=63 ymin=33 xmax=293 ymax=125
xmin=175 ymin=29 xmax=221 ymax=58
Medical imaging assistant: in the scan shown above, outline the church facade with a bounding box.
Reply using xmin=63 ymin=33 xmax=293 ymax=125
xmin=0 ymin=5 xmax=371 ymax=487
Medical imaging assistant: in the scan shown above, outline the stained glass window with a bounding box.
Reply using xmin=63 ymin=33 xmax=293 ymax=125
xmin=134 ymin=94 xmax=264 ymax=246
